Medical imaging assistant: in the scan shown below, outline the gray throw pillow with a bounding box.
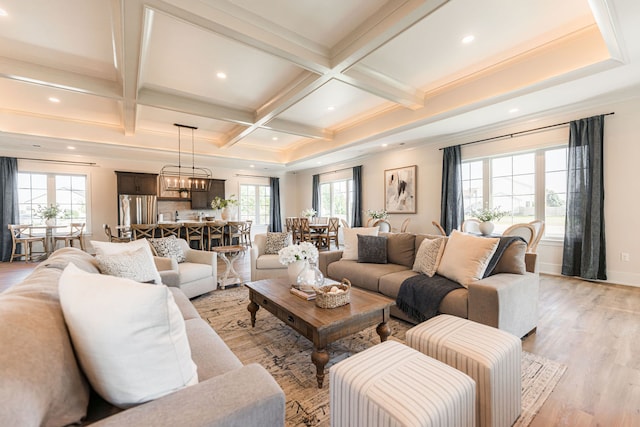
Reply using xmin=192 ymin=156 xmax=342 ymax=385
xmin=148 ymin=235 xmax=186 ymax=263
xmin=265 ymin=232 xmax=292 ymax=254
xmin=357 ymin=234 xmax=388 ymax=264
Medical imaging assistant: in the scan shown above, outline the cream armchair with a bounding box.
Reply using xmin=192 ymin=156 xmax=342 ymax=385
xmin=154 ymin=238 xmax=217 ymax=298
xmin=250 ymin=233 xmax=288 ymax=281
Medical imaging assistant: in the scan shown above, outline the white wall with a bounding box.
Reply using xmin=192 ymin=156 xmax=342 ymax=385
xmin=293 ymin=96 xmax=640 ymax=287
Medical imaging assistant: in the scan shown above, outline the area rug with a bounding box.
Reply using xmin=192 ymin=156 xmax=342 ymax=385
xmin=192 ymin=287 xmax=566 ymax=427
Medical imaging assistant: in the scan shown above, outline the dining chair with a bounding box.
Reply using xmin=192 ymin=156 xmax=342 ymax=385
xmin=431 ymin=220 xmax=446 ymax=236
xmin=184 ymin=222 xmax=205 ymax=250
xmin=340 ymin=219 xmax=350 ymax=229
xmin=528 ymin=220 xmax=545 ymax=253
xmin=206 ymin=222 xmax=225 ymax=249
xmin=54 ymin=222 xmax=86 ymax=251
xmin=158 ymin=223 xmax=182 ymax=238
xmin=502 ymin=223 xmax=536 ymax=252
xmin=291 ymin=217 xmax=302 ymax=243
xmin=461 ymin=218 xmax=481 ymax=234
xmin=321 ymin=217 xmax=340 ymax=250
xmin=8 ymin=224 xmax=46 ymax=262
xmin=285 ymin=217 xmax=294 ymax=234
xmin=131 ymin=223 xmax=157 ymax=240
xmin=241 ymin=220 xmax=252 ymax=247
xmin=103 ymin=224 xmax=131 ymax=242
xmin=401 ymin=218 xmax=411 ymax=233
xmin=298 ymin=217 xmax=316 ymax=244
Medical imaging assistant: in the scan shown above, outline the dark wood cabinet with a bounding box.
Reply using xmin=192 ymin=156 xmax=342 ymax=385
xmin=191 ymin=179 xmax=225 ymax=209
xmin=116 ymin=172 xmax=158 ymax=195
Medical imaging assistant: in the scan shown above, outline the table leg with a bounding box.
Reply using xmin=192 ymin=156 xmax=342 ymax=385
xmin=247 ymin=301 xmax=259 ymax=327
xmin=216 ymin=251 xmax=243 ymax=289
xmin=311 ymin=347 xmax=330 ymax=388
xmin=376 ymin=322 xmax=390 ymax=342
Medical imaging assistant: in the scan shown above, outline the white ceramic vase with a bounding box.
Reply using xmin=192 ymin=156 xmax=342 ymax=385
xmin=288 ymin=260 xmax=307 ymax=286
xmin=221 ymin=207 xmax=230 ymax=220
xmin=45 ymin=218 xmax=56 ymax=227
xmin=479 ymin=221 xmax=494 ymax=235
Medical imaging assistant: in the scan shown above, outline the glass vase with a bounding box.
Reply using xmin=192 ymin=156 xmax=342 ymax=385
xmin=296 ymin=260 xmax=324 ymax=292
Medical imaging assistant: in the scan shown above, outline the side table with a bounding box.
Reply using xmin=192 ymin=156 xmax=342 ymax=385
xmin=211 ymin=245 xmax=246 ymax=289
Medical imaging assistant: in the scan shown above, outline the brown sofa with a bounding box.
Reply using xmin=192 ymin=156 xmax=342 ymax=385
xmin=318 ymin=232 xmax=539 ymax=338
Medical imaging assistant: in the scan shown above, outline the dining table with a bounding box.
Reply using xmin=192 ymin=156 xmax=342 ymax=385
xmin=27 ymin=224 xmax=66 ymax=257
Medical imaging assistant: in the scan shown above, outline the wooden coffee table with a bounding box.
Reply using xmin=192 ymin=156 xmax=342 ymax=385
xmin=245 ymin=278 xmax=395 ymax=388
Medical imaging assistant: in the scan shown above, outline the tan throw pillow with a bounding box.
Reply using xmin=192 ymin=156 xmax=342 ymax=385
xmin=342 ymin=227 xmax=379 ymax=260
xmin=382 ymin=232 xmax=416 ymax=267
xmin=436 ymin=230 xmax=499 ymax=287
xmin=492 ymin=239 xmax=527 ymax=274
xmin=265 ymin=232 xmax=292 ymax=254
xmin=59 ymin=263 xmax=198 ymax=409
xmin=412 ymin=237 xmax=446 ymax=277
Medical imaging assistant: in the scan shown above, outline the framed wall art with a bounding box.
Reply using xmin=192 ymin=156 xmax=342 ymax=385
xmin=384 ymin=165 xmax=416 ymax=213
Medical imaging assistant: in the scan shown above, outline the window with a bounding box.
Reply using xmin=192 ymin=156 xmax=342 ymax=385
xmin=18 ymin=173 xmax=87 ymax=225
xmin=319 ymin=179 xmax=353 ymax=224
xmin=462 ymin=147 xmax=567 ymax=238
xmin=239 ymin=184 xmax=270 ymax=225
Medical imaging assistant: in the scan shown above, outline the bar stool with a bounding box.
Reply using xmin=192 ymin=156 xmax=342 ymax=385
xmin=158 ymin=223 xmax=182 ymax=238
xmin=130 ymin=224 xmax=157 ymax=240
xmin=206 ymin=222 xmax=225 ymax=250
xmin=184 ymin=222 xmax=205 ymax=249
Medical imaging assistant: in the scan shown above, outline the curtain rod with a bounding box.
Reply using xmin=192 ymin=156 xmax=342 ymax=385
xmin=17 ymin=157 xmax=97 ymax=166
xmin=439 ymin=112 xmax=615 ymax=150
xmin=320 ymin=166 xmax=352 ymax=176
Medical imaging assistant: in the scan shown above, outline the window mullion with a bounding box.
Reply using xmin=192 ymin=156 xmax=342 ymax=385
xmin=535 ymin=150 xmax=545 ymax=221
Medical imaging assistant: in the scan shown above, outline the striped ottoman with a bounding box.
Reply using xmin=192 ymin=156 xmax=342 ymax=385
xmin=406 ymin=315 xmax=521 ymax=427
xmin=330 ymin=340 xmax=476 ymax=427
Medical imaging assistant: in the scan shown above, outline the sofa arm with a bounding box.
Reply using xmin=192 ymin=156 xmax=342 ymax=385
xmin=91 ymin=364 xmax=285 ymax=427
xmin=160 ymin=270 xmax=180 ymax=287
xmin=318 ymin=250 xmax=343 ymax=276
xmin=184 ymin=249 xmax=217 ymax=267
xmin=525 ymin=252 xmax=537 ymax=273
xmin=468 ymin=272 xmax=539 ymax=338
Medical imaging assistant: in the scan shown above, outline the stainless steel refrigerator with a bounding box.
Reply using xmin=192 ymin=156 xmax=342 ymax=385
xmin=118 ymin=194 xmax=157 ymax=227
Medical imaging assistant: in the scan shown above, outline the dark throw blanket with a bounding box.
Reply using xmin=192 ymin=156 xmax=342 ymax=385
xmin=396 ymin=274 xmax=462 ymax=323
xmin=396 ymin=235 xmax=526 ymax=323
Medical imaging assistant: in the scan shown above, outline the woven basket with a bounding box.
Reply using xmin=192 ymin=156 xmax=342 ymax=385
xmin=315 ymin=279 xmax=351 ymax=309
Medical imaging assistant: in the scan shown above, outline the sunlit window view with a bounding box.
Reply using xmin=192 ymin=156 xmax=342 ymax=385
xmin=462 ymin=147 xmax=567 ymax=238
xmin=239 ymin=184 xmax=270 ymax=225
xmin=320 ymin=179 xmax=353 ymax=224
xmin=18 ymin=173 xmax=86 ymax=225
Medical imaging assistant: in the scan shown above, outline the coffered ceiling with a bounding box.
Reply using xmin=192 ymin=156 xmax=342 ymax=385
xmin=0 ymin=0 xmax=638 ymax=171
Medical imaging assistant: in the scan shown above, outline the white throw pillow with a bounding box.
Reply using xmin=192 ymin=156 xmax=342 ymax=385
xmin=96 ymin=247 xmax=160 ymax=283
xmin=59 ymin=263 xmax=198 ymax=408
xmin=436 ymin=230 xmax=499 ymax=287
xmin=342 ymin=227 xmax=379 ymax=260
xmin=412 ymin=237 xmax=446 ymax=277
xmin=91 ymin=239 xmax=162 ymax=284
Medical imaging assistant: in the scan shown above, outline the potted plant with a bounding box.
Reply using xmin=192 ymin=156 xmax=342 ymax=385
xmin=366 ymin=209 xmax=388 ymax=220
xmin=35 ymin=204 xmax=65 ymax=226
xmin=469 ymin=206 xmax=507 ymax=235
xmin=179 ymin=188 xmax=190 ymax=198
xmin=210 ymin=195 xmax=239 ymax=220
xmin=278 ymin=242 xmax=320 ymax=286
xmin=301 ymin=208 xmax=316 ymax=220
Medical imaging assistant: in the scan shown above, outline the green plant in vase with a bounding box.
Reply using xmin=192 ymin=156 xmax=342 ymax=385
xmin=469 ymin=206 xmax=507 ymax=235
xmin=35 ymin=204 xmax=66 ymax=226
xmin=210 ymin=195 xmax=239 ymax=220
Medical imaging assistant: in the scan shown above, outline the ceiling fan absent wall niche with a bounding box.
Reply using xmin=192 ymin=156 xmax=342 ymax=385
xmin=160 ymin=123 xmax=212 ymax=193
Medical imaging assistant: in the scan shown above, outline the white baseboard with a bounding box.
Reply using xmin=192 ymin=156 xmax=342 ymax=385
xmin=538 ymin=262 xmax=640 ymax=288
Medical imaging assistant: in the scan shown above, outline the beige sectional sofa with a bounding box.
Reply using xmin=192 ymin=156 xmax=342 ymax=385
xmin=0 ymin=247 xmax=285 ymax=426
xmin=318 ymin=232 xmax=539 ymax=338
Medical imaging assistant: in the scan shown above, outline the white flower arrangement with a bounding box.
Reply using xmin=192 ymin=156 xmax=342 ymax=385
xmin=278 ymin=242 xmax=319 ymax=266
xmin=301 ymin=208 xmax=316 ymax=218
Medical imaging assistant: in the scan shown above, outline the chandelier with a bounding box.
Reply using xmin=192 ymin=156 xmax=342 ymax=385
xmin=160 ymin=123 xmax=212 ymax=193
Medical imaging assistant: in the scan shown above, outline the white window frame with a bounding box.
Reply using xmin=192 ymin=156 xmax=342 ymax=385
xmin=239 ymin=183 xmax=270 ymax=225
xmin=319 ymin=178 xmax=353 ymax=225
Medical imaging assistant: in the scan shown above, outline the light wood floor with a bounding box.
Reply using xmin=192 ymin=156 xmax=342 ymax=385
xmin=1 ymin=255 xmax=639 ymax=426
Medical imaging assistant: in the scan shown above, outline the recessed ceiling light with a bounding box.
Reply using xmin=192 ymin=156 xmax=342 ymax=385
xmin=327 ymin=106 xmax=335 ymax=111
xmin=509 ymin=108 xmax=519 ymax=113
xmin=249 ymin=164 xmax=255 ymax=168
xmin=382 ymin=143 xmax=388 ymax=147
xmin=0 ymin=8 xmax=7 ymax=17
xmin=48 ymin=97 xmax=60 ymax=103
xmin=67 ymin=146 xmax=76 ymax=150
xmin=316 ymin=161 xmax=322 ymax=165
xmin=272 ymin=136 xmax=278 ymax=141
xmin=461 ymin=35 xmax=475 ymax=44
xmin=216 ymin=72 xmax=227 ymax=79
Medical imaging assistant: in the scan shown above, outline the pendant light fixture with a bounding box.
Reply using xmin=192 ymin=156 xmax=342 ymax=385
xmin=160 ymin=123 xmax=212 ymax=193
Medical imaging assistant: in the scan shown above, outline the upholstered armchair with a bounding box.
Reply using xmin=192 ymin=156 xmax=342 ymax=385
xmin=153 ymin=238 xmax=217 ymax=298
xmin=250 ymin=233 xmax=288 ymax=281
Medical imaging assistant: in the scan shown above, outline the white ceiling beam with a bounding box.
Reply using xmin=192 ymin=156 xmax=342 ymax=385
xmin=341 ymin=64 xmax=424 ymax=109
xmin=263 ymin=119 xmax=332 ymax=140
xmin=121 ymin=0 xmax=146 ymax=136
xmin=138 ymin=87 xmax=255 ymax=125
xmin=0 ymin=56 xmax=120 ymax=99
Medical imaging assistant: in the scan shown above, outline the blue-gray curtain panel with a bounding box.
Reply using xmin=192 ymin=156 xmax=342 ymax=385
xmin=562 ymin=115 xmax=607 ymax=280
xmin=351 ymin=166 xmax=363 ymax=227
xmin=1 ymin=157 xmax=19 ymax=262
xmin=311 ymin=174 xmax=320 ymax=215
xmin=440 ymin=145 xmax=464 ymax=234
xmin=269 ymin=177 xmax=283 ymax=232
